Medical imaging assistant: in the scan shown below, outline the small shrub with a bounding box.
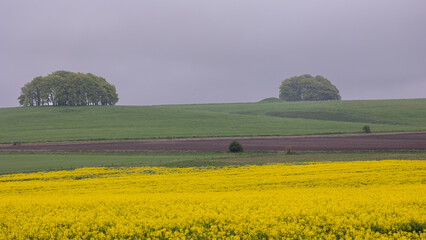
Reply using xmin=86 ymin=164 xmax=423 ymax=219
xmin=286 ymin=146 xmax=293 ymax=155
xmin=363 ymin=125 xmax=371 ymax=133
xmin=229 ymin=141 xmax=244 ymax=153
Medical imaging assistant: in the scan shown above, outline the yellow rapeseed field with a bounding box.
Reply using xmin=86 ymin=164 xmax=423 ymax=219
xmin=0 ymin=160 xmax=425 ymax=239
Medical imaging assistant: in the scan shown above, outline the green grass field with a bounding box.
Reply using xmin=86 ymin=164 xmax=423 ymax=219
xmin=1 ymin=151 xmax=425 ymax=174
xmin=0 ymin=99 xmax=425 ymax=143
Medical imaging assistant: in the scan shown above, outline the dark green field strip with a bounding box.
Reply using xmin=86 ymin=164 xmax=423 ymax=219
xmin=1 ymin=151 xmax=425 ymax=175
xmin=0 ymin=151 xmax=264 ymax=174
xmin=172 ymin=99 xmax=426 ymax=126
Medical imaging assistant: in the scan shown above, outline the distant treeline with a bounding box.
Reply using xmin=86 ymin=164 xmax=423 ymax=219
xmin=18 ymin=71 xmax=118 ymax=106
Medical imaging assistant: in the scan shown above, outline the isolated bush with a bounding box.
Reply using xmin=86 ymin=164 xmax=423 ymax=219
xmin=229 ymin=141 xmax=244 ymax=153
xmin=363 ymin=125 xmax=371 ymax=133
xmin=286 ymin=146 xmax=293 ymax=155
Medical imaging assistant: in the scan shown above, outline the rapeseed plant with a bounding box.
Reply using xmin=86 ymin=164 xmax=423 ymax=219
xmin=0 ymin=160 xmax=425 ymax=239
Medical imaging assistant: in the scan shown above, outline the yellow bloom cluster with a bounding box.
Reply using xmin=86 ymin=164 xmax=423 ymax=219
xmin=0 ymin=160 xmax=425 ymax=239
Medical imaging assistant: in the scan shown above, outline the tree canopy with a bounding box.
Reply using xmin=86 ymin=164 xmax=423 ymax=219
xmin=18 ymin=71 xmax=119 ymax=106
xmin=279 ymin=74 xmax=341 ymax=101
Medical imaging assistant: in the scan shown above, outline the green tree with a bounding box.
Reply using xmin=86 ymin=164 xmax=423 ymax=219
xmin=18 ymin=71 xmax=119 ymax=106
xmin=279 ymin=74 xmax=341 ymax=101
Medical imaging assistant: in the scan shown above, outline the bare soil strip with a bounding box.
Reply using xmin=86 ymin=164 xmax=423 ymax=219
xmin=1 ymin=132 xmax=425 ymax=152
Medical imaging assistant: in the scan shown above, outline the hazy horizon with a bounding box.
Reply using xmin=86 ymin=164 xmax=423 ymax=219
xmin=1 ymin=0 xmax=425 ymax=108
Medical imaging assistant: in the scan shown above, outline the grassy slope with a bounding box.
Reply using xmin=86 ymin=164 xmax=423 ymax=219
xmin=173 ymin=98 xmax=426 ymax=126
xmin=1 ymin=151 xmax=425 ymax=174
xmin=0 ymin=99 xmax=425 ymax=143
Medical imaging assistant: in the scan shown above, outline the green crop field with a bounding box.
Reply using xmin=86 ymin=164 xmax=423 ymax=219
xmin=0 ymin=98 xmax=425 ymax=143
xmin=1 ymin=151 xmax=425 ymax=174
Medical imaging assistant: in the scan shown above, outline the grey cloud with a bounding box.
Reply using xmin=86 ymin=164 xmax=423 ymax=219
xmin=0 ymin=0 xmax=425 ymax=107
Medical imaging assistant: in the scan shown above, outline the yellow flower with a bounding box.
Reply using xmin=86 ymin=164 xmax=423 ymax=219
xmin=0 ymin=160 xmax=425 ymax=239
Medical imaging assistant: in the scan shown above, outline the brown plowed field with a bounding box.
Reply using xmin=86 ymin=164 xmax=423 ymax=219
xmin=1 ymin=132 xmax=425 ymax=152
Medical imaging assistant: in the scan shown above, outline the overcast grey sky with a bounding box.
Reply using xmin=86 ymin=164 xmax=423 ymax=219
xmin=1 ymin=0 xmax=425 ymax=107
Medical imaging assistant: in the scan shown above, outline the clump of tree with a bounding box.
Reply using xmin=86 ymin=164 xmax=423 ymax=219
xmin=18 ymin=71 xmax=118 ymax=106
xmin=279 ymin=74 xmax=341 ymax=101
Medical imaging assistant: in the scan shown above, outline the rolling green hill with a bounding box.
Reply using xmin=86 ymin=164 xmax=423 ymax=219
xmin=0 ymin=99 xmax=425 ymax=143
